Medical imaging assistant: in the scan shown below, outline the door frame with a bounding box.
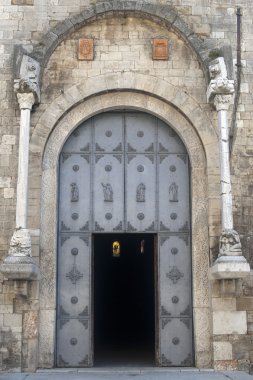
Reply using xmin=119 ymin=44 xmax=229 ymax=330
xmin=38 ymin=91 xmax=214 ymax=369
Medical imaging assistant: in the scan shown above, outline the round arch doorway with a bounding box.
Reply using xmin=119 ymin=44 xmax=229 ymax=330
xmin=56 ymin=111 xmax=193 ymax=367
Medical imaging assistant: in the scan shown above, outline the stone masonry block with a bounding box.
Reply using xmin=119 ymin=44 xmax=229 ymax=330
xmin=237 ymin=298 xmax=253 ymax=311
xmin=212 ymin=298 xmax=236 ymax=311
xmin=213 ymin=341 xmax=233 ymax=360
xmin=0 ymin=177 xmax=10 ymax=188
xmin=3 ymin=314 xmax=22 ymax=328
xmin=51 ymin=18 xmax=74 ymax=39
xmin=3 ymin=188 xmax=14 ymax=199
xmin=213 ymin=311 xmax=247 ymax=335
xmin=0 ymin=144 xmax=12 ymax=154
xmin=2 ymin=135 xmax=16 ymax=145
xmin=173 ymin=16 xmax=193 ymax=37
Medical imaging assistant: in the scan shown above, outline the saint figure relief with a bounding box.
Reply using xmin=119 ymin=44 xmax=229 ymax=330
xmin=70 ymin=183 xmax=79 ymax=202
xmin=101 ymin=183 xmax=113 ymax=202
xmin=169 ymin=182 xmax=178 ymax=202
xmin=136 ymin=183 xmax=146 ymax=202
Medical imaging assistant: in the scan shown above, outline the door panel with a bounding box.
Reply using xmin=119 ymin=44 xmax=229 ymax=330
xmin=57 ymin=111 xmax=192 ymax=367
xmin=56 ymin=234 xmax=91 ymax=367
xmin=59 ymin=154 xmax=91 ymax=232
xmin=94 ymin=113 xmax=123 ymax=152
xmin=93 ymin=154 xmax=124 ymax=232
xmin=159 ymin=154 xmax=189 ymax=232
xmin=159 ymin=235 xmax=192 ymax=317
xmin=126 ymin=154 xmax=157 ymax=232
xmin=159 ymin=317 xmax=193 ymax=366
xmin=125 ymin=114 xmax=156 ymax=153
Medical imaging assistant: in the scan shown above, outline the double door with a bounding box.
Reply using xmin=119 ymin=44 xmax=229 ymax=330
xmin=56 ymin=112 xmax=193 ymax=367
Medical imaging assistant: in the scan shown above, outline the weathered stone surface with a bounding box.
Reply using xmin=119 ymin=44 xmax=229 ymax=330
xmin=213 ymin=341 xmax=233 ymax=360
xmin=11 ymin=0 xmax=33 ymax=4
xmin=213 ymin=311 xmax=247 ymax=335
xmin=23 ymin=311 xmax=38 ymax=339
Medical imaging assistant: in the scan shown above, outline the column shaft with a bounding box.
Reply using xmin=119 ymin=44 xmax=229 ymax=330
xmin=218 ymin=109 xmax=233 ymax=230
xmin=16 ymin=108 xmax=31 ymax=228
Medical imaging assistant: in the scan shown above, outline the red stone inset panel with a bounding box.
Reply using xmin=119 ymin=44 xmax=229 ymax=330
xmin=152 ymin=39 xmax=168 ymax=60
xmin=78 ymin=39 xmax=94 ymax=61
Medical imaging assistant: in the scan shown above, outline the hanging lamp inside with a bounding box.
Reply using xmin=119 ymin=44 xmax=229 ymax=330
xmin=112 ymin=241 xmax=120 ymax=257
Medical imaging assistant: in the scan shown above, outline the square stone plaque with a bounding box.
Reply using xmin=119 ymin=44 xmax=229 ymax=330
xmin=153 ymin=39 xmax=168 ymax=60
xmin=78 ymin=39 xmax=94 ymax=61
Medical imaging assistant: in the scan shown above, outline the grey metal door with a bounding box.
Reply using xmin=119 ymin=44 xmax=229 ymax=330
xmin=57 ymin=112 xmax=193 ymax=367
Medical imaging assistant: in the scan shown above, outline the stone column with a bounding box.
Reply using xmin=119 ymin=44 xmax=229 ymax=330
xmin=0 ymin=82 xmax=39 ymax=280
xmin=214 ymin=94 xmax=234 ymax=231
xmin=207 ymin=57 xmax=250 ymax=279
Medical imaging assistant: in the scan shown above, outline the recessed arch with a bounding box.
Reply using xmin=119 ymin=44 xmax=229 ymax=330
xmin=15 ymin=0 xmax=216 ymax=82
xmin=37 ymin=90 xmax=216 ymax=369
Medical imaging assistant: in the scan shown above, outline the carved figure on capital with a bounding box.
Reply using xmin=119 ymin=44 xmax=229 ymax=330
xmin=219 ymin=229 xmax=242 ymax=256
xmin=8 ymin=228 xmax=32 ymax=259
xmin=14 ymin=55 xmax=40 ymax=103
xmin=207 ymin=57 xmax=234 ymax=103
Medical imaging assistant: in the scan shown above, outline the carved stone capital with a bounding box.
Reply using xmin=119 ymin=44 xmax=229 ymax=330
xmin=14 ymin=55 xmax=40 ymax=104
xmin=17 ymin=91 xmax=35 ymax=110
xmin=206 ymin=56 xmax=235 ymax=105
xmin=213 ymin=94 xmax=234 ymax=111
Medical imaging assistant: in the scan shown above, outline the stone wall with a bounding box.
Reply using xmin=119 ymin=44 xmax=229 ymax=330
xmin=0 ymin=0 xmax=253 ymax=372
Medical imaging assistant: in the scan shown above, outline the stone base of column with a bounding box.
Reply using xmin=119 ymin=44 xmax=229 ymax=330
xmin=210 ymin=255 xmax=250 ymax=279
xmin=0 ymin=257 xmax=39 ymax=280
xmin=0 ymin=228 xmax=39 ymax=280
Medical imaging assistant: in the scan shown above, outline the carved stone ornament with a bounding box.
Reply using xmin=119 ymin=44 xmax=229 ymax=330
xmin=207 ymin=57 xmax=234 ymax=104
xmin=219 ymin=229 xmax=242 ymax=256
xmin=213 ymin=94 xmax=234 ymax=111
xmin=0 ymin=228 xmax=39 ymax=280
xmin=8 ymin=228 xmax=32 ymax=257
xmin=16 ymin=91 xmax=35 ymax=110
xmin=14 ymin=55 xmax=41 ymax=103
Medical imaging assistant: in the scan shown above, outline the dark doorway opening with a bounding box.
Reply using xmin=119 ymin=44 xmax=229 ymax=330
xmin=93 ymin=234 xmax=156 ymax=366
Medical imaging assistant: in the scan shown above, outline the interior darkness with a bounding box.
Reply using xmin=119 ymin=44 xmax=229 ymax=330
xmin=94 ymin=234 xmax=155 ymax=366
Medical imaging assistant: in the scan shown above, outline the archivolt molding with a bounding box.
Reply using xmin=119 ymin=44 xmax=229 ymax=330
xmin=38 ymin=90 xmax=213 ymax=368
xmin=15 ymin=0 xmax=215 ymax=83
xmin=30 ymin=72 xmax=218 ymax=171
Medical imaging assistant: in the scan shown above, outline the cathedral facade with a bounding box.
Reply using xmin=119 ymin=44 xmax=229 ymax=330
xmin=0 ymin=0 xmax=253 ymax=373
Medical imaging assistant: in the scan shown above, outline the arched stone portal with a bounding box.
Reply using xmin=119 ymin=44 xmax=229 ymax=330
xmin=57 ymin=110 xmax=192 ymax=367
xmin=36 ymin=85 xmax=219 ymax=369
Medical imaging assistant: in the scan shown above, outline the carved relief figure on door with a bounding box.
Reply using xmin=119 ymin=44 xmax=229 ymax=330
xmin=71 ymin=183 xmax=79 ymax=202
xmin=101 ymin=183 xmax=113 ymax=202
xmin=136 ymin=183 xmax=146 ymax=202
xmin=169 ymin=182 xmax=178 ymax=202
